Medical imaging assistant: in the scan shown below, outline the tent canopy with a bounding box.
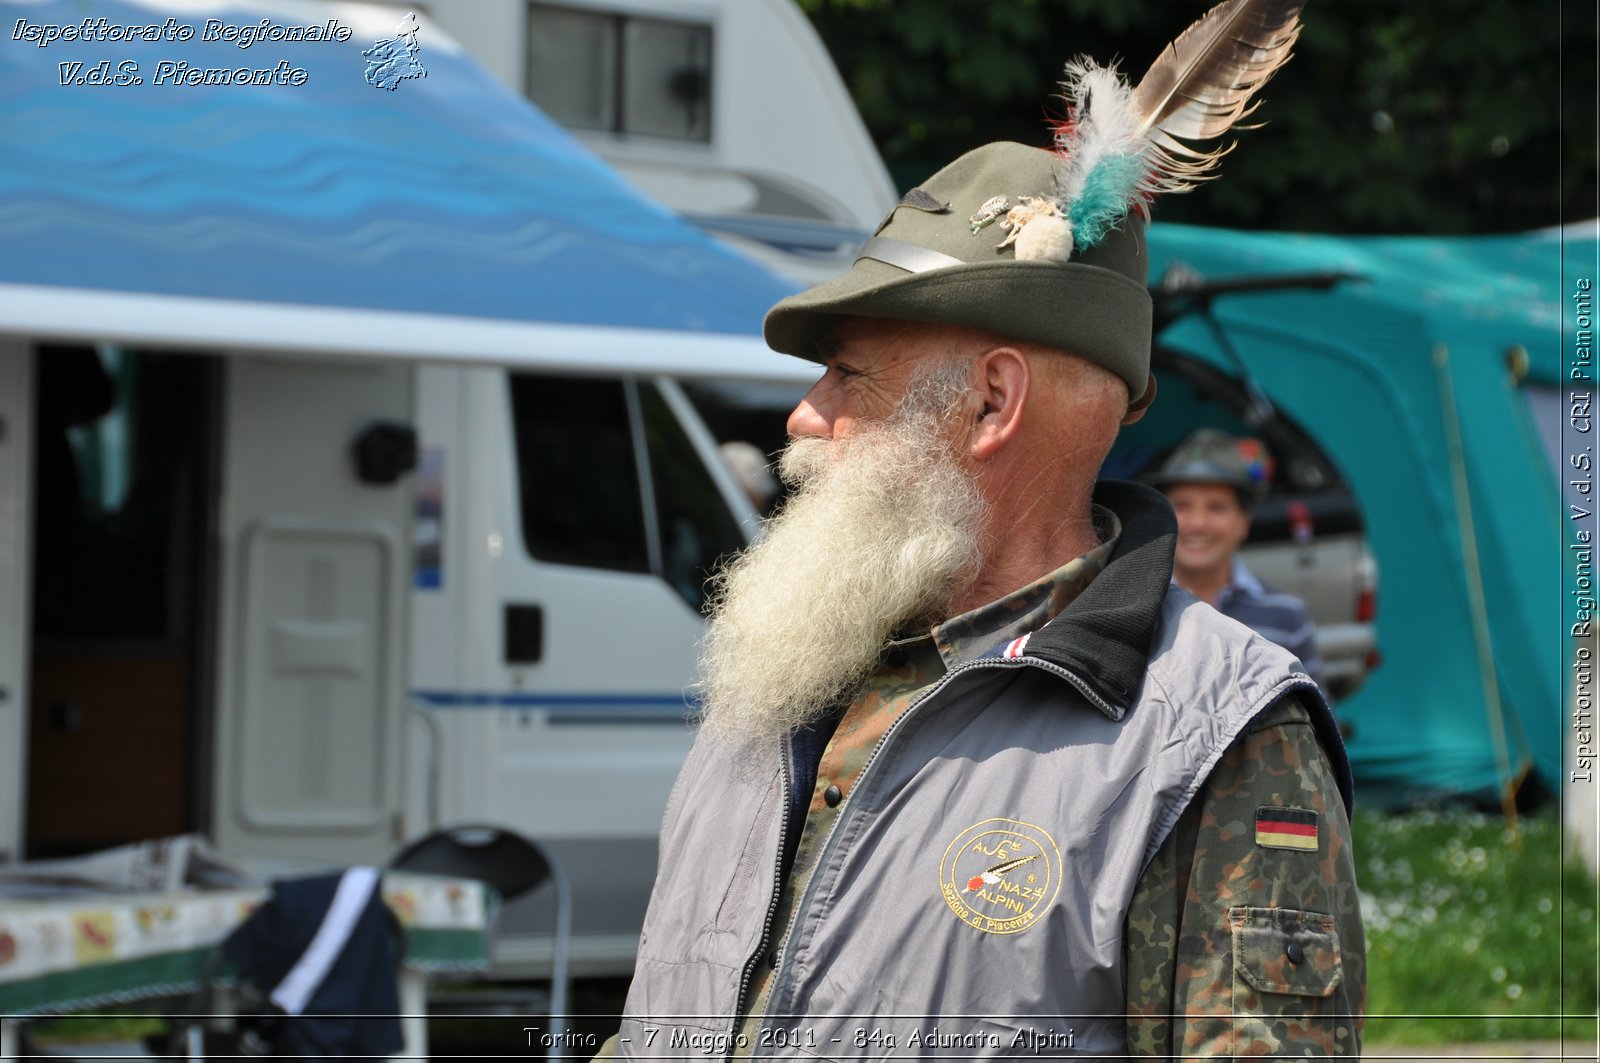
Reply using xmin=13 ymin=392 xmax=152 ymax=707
xmin=1145 ymin=222 xmax=1590 ymax=805
xmin=0 ymin=0 xmax=809 ymax=378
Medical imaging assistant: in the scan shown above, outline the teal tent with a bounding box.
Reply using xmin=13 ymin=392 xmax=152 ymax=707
xmin=1140 ymin=222 xmax=1595 ymax=806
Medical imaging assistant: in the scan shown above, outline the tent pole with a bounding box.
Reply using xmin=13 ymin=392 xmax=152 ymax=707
xmin=1434 ymin=343 xmax=1522 ymax=832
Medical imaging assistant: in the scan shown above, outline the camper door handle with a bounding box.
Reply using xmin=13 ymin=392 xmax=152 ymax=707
xmin=505 ymin=604 xmax=543 ymax=664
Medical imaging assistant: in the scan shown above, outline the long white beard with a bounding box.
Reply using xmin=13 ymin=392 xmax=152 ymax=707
xmin=696 ymin=388 xmax=986 ymax=745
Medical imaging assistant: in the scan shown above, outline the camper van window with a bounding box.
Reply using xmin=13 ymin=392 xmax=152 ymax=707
xmin=509 ymin=373 xmax=650 ymax=573
xmin=525 ymin=5 xmax=617 ymax=132
xmin=527 ymin=4 xmax=712 ymax=143
xmin=680 ymin=378 xmax=811 ymax=512
xmin=621 ymin=18 xmax=711 ymax=141
xmin=638 ymin=382 xmax=745 ymax=612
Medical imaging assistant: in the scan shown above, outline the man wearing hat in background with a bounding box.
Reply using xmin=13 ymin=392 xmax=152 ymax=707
xmin=601 ymin=2 xmax=1363 ymax=1058
xmin=1148 ymin=428 xmax=1326 ymax=691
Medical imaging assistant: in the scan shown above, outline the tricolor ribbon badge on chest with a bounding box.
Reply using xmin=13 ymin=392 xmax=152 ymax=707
xmin=1255 ymin=806 xmax=1319 ymax=852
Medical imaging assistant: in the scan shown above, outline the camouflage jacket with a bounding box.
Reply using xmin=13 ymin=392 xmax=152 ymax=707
xmin=609 ymin=482 xmax=1362 ymax=1061
xmin=1124 ymin=695 xmax=1365 ymax=1058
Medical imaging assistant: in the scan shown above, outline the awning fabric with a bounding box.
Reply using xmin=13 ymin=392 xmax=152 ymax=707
xmin=0 ymin=0 xmax=796 ymax=336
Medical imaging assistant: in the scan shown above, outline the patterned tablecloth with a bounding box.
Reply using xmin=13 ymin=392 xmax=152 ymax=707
xmin=0 ymin=872 xmax=492 ymax=1016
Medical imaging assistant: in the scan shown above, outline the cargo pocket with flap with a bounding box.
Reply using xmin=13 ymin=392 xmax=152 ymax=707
xmin=1225 ymin=905 xmax=1354 ymax=1056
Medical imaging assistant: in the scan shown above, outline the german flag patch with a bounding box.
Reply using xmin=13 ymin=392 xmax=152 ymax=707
xmin=1255 ymin=806 xmax=1319 ymax=852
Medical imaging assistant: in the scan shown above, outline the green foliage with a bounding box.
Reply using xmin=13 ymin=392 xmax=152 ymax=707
xmin=1355 ymin=806 xmax=1600 ymax=1045
xmin=797 ymin=0 xmax=1596 ymax=234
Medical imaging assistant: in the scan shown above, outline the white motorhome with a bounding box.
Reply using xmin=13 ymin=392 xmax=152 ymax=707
xmin=4 ymin=331 xmax=810 ymax=978
xmin=420 ymin=0 xmax=898 ymax=286
xmin=0 ymin=0 xmax=848 ymax=981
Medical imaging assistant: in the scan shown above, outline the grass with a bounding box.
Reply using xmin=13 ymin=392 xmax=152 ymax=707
xmin=1356 ymin=804 xmax=1600 ymax=1046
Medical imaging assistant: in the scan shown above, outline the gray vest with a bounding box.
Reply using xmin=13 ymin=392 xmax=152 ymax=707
xmin=618 ymin=483 xmax=1348 ymax=1061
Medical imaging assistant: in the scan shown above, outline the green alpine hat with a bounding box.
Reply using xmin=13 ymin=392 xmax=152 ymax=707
xmin=763 ymin=141 xmax=1154 ymax=403
xmin=1143 ymin=428 xmax=1271 ymax=504
xmin=761 ymin=0 xmax=1308 ymax=408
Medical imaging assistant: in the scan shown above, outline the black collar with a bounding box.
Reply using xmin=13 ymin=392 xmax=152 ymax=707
xmin=1025 ymin=479 xmax=1356 ymax=814
xmin=1022 ymin=480 xmax=1177 ymax=718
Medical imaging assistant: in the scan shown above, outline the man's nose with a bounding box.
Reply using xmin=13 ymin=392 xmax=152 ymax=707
xmin=786 ymin=394 xmax=831 ymax=439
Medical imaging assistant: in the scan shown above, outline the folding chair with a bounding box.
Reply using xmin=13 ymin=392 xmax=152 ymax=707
xmin=390 ymin=825 xmax=571 ymax=1039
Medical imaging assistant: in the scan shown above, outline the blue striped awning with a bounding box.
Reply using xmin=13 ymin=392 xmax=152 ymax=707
xmin=0 ymin=0 xmax=796 ymax=335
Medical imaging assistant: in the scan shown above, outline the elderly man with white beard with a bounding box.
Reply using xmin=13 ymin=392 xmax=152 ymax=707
xmin=599 ymin=4 xmax=1364 ymax=1059
xmin=698 ymin=321 xmax=1122 ymax=744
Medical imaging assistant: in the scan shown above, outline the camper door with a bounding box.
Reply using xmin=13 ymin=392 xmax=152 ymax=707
xmin=212 ymin=355 xmax=413 ymax=866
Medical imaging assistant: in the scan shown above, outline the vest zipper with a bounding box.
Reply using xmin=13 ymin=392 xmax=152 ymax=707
xmin=726 ymin=733 xmax=794 ymax=1058
xmin=749 ymin=653 xmax=1103 ymax=1057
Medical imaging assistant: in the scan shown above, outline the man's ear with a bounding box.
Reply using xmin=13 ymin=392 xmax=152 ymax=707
xmin=969 ymin=347 xmax=1029 ymax=461
xmin=1121 ymin=373 xmax=1157 ymax=426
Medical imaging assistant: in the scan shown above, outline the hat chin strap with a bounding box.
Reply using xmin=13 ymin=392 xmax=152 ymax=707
xmin=856 ymin=235 xmax=964 ymax=273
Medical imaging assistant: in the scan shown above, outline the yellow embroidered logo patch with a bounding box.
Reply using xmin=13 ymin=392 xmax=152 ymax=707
xmin=938 ymin=818 xmax=1062 ymax=935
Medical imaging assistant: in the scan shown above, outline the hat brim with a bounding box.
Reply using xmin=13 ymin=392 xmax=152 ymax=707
xmin=1143 ymin=469 xmax=1261 ymax=499
xmin=763 ymin=256 xmax=1152 ymax=401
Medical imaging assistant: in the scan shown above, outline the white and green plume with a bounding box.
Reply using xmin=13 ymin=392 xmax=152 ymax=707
xmin=1012 ymin=0 xmax=1306 ymax=262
